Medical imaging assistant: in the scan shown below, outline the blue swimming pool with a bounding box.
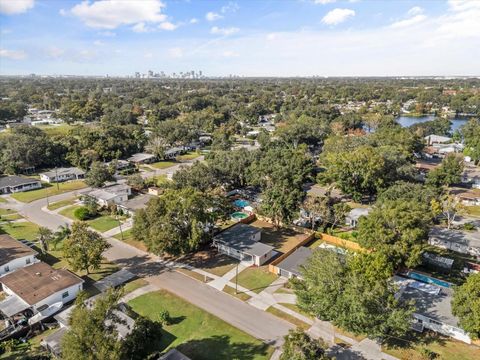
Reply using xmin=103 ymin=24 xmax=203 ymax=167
xmin=233 ymin=199 xmax=250 ymax=208
xmin=407 ymin=271 xmax=452 ymax=288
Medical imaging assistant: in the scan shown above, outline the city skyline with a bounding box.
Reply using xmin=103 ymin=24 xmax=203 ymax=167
xmin=1 ymin=0 xmax=479 ymax=77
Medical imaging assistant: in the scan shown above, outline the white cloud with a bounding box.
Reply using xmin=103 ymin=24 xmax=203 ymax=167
xmin=0 ymin=48 xmax=27 ymax=60
xmin=407 ymin=6 xmax=423 ymax=16
xmin=190 ymin=18 xmax=198 ymax=24
xmin=132 ymin=22 xmax=148 ymax=33
xmin=45 ymin=47 xmax=65 ymax=58
xmin=211 ymin=26 xmax=239 ymax=36
xmin=159 ymin=21 xmax=178 ymax=31
xmin=168 ymin=47 xmax=183 ymax=58
xmin=0 ymin=0 xmax=34 ymax=15
xmin=432 ymin=0 xmax=480 ymax=40
xmin=221 ymin=2 xmax=239 ymax=14
xmin=321 ymin=8 xmax=355 ymax=25
xmin=206 ymin=12 xmax=223 ymax=21
xmin=266 ymin=33 xmax=277 ymax=41
xmin=222 ymin=50 xmax=239 ymax=57
xmin=59 ymin=8 xmax=67 ymax=16
xmin=93 ymin=40 xmax=104 ymax=46
xmin=390 ymin=14 xmax=426 ymax=28
xmin=314 ymin=0 xmax=336 ymax=4
xmin=144 ymin=52 xmax=153 ymax=59
xmin=70 ymin=0 xmax=166 ymax=29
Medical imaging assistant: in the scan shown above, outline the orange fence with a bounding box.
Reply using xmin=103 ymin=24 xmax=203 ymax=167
xmin=320 ymin=233 xmax=368 ymax=253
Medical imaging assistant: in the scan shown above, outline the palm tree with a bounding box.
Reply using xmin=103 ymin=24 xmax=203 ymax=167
xmin=37 ymin=227 xmax=53 ymax=254
xmin=52 ymin=224 xmax=71 ymax=251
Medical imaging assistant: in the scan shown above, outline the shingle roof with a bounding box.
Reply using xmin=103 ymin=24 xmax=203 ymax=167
xmin=40 ymin=167 xmax=85 ymax=178
xmin=0 ymin=176 xmax=40 ymax=188
xmin=214 ymin=223 xmax=273 ymax=257
xmin=0 ymin=262 xmax=83 ymax=305
xmin=0 ymin=234 xmax=37 ymax=265
xmin=276 ymin=247 xmax=312 ymax=277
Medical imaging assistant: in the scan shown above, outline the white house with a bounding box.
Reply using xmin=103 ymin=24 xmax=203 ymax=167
xmin=394 ymin=276 xmax=471 ymax=344
xmin=345 ymin=207 xmax=371 ymax=228
xmin=127 ymin=152 xmax=156 ymax=164
xmin=0 ymin=234 xmax=39 ymax=276
xmin=213 ymin=223 xmax=274 ymax=266
xmin=85 ymin=184 xmax=132 ymax=207
xmin=0 ymin=262 xmax=83 ymax=320
xmin=39 ymin=167 xmax=85 ymax=183
xmin=428 ymin=227 xmax=480 ymax=257
xmin=274 ymin=246 xmax=312 ymax=279
xmin=0 ymin=176 xmax=42 ymax=194
xmin=462 ymin=165 xmax=480 ymax=189
xmin=424 ymin=134 xmax=452 ymax=146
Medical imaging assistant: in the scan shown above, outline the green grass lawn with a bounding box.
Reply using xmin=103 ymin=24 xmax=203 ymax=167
xmin=0 ymin=221 xmax=40 ymax=241
xmin=236 ymin=266 xmax=278 ymax=293
xmin=128 ymin=290 xmax=273 ymax=360
xmin=123 ymin=278 xmax=149 ymax=294
xmin=382 ymin=332 xmax=479 ymax=360
xmin=88 ymin=215 xmax=119 ymax=232
xmin=0 ymin=208 xmax=15 ymax=216
xmin=58 ymin=204 xmax=82 ymax=220
xmin=266 ymin=306 xmax=310 ymax=330
xmin=150 ymin=161 xmax=176 ymax=169
xmin=177 ymin=151 xmax=201 ymax=161
xmin=1 ymin=213 xmax=23 ymax=221
xmin=114 ymin=228 xmax=148 ymax=251
xmin=0 ymin=327 xmax=57 ymax=359
xmin=0 ymin=197 xmax=7 ymax=203
xmin=465 ymin=205 xmax=480 ymax=217
xmin=10 ymin=180 xmax=87 ymax=203
xmin=37 ymin=124 xmax=75 ymax=136
xmin=47 ymin=197 xmax=77 ymax=211
xmin=222 ymin=285 xmax=252 ymax=301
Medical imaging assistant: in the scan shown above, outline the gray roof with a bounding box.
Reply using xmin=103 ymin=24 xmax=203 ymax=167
xmin=40 ymin=167 xmax=84 ymax=178
xmin=42 ymin=326 xmax=68 ymax=356
xmin=160 ymin=349 xmax=192 ymax=360
xmin=118 ymin=194 xmax=156 ymax=211
xmin=429 ymin=227 xmax=480 ymax=249
xmin=0 ymin=294 xmax=30 ymax=317
xmin=127 ymin=153 xmax=156 ymax=163
xmin=394 ymin=276 xmax=459 ymax=327
xmin=214 ymin=223 xmax=273 ymax=257
xmin=276 ymin=247 xmax=312 ymax=277
xmin=0 ymin=176 xmax=40 ymax=188
xmin=0 ymin=234 xmax=37 ymax=265
xmin=165 ymin=147 xmax=185 ymax=155
xmin=93 ymin=269 xmax=135 ymax=292
xmin=347 ymin=207 xmax=371 ymax=221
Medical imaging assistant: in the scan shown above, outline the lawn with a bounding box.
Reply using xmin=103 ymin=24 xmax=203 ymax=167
xmin=10 ymin=180 xmax=87 ymax=203
xmin=88 ymin=215 xmax=119 ymax=232
xmin=0 ymin=220 xmax=40 ymax=241
xmin=382 ymin=332 xmax=479 ymax=360
xmin=58 ymin=204 xmax=82 ymax=220
xmin=123 ymin=278 xmax=149 ymax=294
xmin=180 ymin=250 xmax=238 ymax=277
xmin=128 ymin=290 xmax=273 ymax=360
xmin=150 ymin=161 xmax=177 ymax=169
xmin=0 ymin=197 xmax=7 ymax=203
xmin=177 ymin=151 xmax=201 ymax=161
xmin=47 ymin=197 xmax=77 ymax=211
xmin=266 ymin=306 xmax=310 ymax=330
xmin=37 ymin=124 xmax=75 ymax=136
xmin=223 ymin=285 xmax=252 ymax=301
xmin=465 ymin=205 xmax=480 ymax=217
xmin=0 ymin=327 xmax=57 ymax=359
xmin=114 ymin=228 xmax=148 ymax=251
xmin=177 ymin=268 xmax=214 ymax=283
xmin=0 ymin=208 xmax=15 ymax=216
xmin=236 ymin=266 xmax=278 ymax=293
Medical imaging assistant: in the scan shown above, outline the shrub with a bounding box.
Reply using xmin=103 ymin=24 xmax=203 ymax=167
xmin=157 ymin=310 xmax=171 ymax=325
xmin=463 ymin=222 xmax=476 ymax=231
xmin=74 ymin=206 xmax=91 ymax=220
xmin=419 ymin=347 xmax=437 ymax=360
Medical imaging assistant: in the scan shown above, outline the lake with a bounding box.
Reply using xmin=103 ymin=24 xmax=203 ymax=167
xmin=397 ymin=115 xmax=469 ymax=132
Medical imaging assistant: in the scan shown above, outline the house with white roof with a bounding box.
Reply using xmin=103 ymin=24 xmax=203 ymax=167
xmin=0 ymin=176 xmax=41 ymax=194
xmin=40 ymin=167 xmax=85 ymax=183
xmin=428 ymin=227 xmax=480 ymax=257
xmin=85 ymin=184 xmax=132 ymax=207
xmin=0 ymin=234 xmax=39 ymax=276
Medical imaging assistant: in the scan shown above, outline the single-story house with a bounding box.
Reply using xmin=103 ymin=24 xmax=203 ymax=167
xmin=39 ymin=167 xmax=85 ymax=183
xmin=394 ymin=275 xmax=471 ymax=343
xmin=345 ymin=207 xmax=371 ymax=228
xmin=160 ymin=349 xmax=192 ymax=360
xmin=0 ymin=234 xmax=39 ymax=276
xmin=462 ymin=165 xmax=480 ymax=189
xmin=274 ymin=247 xmax=312 ymax=279
xmin=164 ymin=146 xmax=187 ymax=160
xmin=213 ymin=223 xmax=274 ymax=266
xmin=117 ymin=194 xmax=156 ymax=216
xmin=0 ymin=262 xmax=83 ymax=319
xmin=106 ymin=159 xmax=133 ymax=171
xmin=0 ymin=176 xmax=42 ymax=194
xmin=127 ymin=152 xmax=156 ymax=164
xmin=424 ymin=134 xmax=452 ymax=146
xmin=428 ymin=227 xmax=480 ymax=257
xmin=454 ymin=189 xmax=480 ymax=206
xmin=85 ymin=184 xmax=132 ymax=207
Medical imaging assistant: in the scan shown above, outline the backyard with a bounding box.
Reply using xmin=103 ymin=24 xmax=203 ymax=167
xmin=250 ymin=219 xmax=311 ymax=254
xmin=128 ymin=290 xmax=273 ymax=360
xmin=10 ymin=180 xmax=87 ymax=203
xmin=236 ymin=265 xmax=278 ymax=293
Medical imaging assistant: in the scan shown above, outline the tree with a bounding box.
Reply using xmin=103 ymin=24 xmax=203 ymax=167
xmin=460 ymin=118 xmax=480 ymax=164
xmin=52 ymin=224 xmax=71 ymax=250
xmin=431 ymin=194 xmax=465 ymax=230
xmin=63 ymin=222 xmax=111 ymax=274
xmin=126 ymin=174 xmax=145 ymax=191
xmin=276 ymin=115 xmax=328 ymax=148
xmin=207 ymin=148 xmax=256 ymax=189
xmin=132 ymin=188 xmax=220 ymax=255
xmin=357 ymin=198 xmax=433 ymax=268
xmin=85 ymin=161 xmax=114 ymax=187
xmin=120 ymin=316 xmax=163 ymax=360
xmin=294 ymin=249 xmax=413 ymax=339
xmin=37 ymin=227 xmax=53 ymax=254
xmin=452 ymin=273 xmax=480 ymax=339
xmin=61 ymin=289 xmax=123 ymax=360
xmin=426 ymin=153 xmax=464 ymax=188
xmin=146 ymin=136 xmax=168 ymax=160
xmin=172 ymin=162 xmax=219 ymax=192
xmin=83 ymin=195 xmax=99 ymax=216
xmin=280 ymin=329 xmax=328 ymax=360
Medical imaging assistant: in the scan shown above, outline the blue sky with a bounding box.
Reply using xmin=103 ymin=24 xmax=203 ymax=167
xmin=0 ymin=0 xmax=479 ymax=76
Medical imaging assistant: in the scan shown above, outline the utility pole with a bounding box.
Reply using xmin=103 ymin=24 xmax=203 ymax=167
xmin=55 ymin=167 xmax=60 ymax=191
xmin=235 ymin=262 xmax=239 ymax=294
xmin=45 ymin=186 xmax=49 ymax=207
xmin=116 ymin=215 xmax=124 ymax=241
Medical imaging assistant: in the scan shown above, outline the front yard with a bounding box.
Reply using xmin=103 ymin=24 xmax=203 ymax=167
xmin=128 ymin=290 xmax=273 ymax=360
xmin=0 ymin=220 xmax=40 ymax=241
xmin=59 ymin=205 xmax=121 ymax=233
xmin=47 ymin=197 xmax=77 ymax=211
xmin=180 ymin=250 xmax=238 ymax=277
xmin=150 ymin=161 xmax=177 ymax=169
xmin=177 ymin=151 xmax=201 ymax=161
xmin=10 ymin=180 xmax=87 ymax=203
xmin=465 ymin=205 xmax=480 ymax=217
xmin=114 ymin=228 xmax=148 ymax=251
xmin=236 ymin=265 xmax=278 ymax=293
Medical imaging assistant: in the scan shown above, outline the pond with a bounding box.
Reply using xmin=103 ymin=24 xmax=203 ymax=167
xmin=397 ymin=115 xmax=469 ymax=132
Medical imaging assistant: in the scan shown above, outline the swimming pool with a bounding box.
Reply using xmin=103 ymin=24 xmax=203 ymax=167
xmin=233 ymin=199 xmax=250 ymax=208
xmin=407 ymin=271 xmax=452 ymax=288
xmin=231 ymin=211 xmax=248 ymax=221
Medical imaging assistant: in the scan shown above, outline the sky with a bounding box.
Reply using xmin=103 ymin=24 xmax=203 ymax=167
xmin=0 ymin=0 xmax=479 ymax=77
